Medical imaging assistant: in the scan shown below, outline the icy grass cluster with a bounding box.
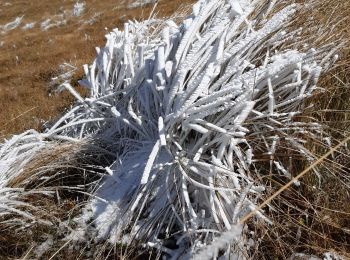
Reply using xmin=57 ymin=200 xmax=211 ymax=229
xmin=51 ymin=63 xmax=78 ymax=91
xmin=22 ymin=22 xmax=36 ymax=30
xmin=73 ymin=1 xmax=86 ymax=17
xmin=0 ymin=16 xmax=23 ymax=33
xmin=68 ymin=0 xmax=336 ymax=256
xmin=0 ymin=130 xmax=57 ymax=226
xmin=41 ymin=1 xmax=86 ymax=31
xmin=1 ymin=2 xmax=87 ymax=33
xmin=128 ymin=0 xmax=157 ymax=9
xmin=0 ymin=0 xmax=338 ymax=258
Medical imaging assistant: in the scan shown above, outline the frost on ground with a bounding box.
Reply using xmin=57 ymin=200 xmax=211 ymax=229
xmin=22 ymin=22 xmax=36 ymax=30
xmin=73 ymin=1 xmax=86 ymax=17
xmin=0 ymin=16 xmax=23 ymax=33
xmin=50 ymin=63 xmax=78 ymax=91
xmin=128 ymin=0 xmax=157 ymax=9
xmin=4 ymin=2 xmax=88 ymax=32
xmin=40 ymin=2 xmax=86 ymax=30
xmin=291 ymin=252 xmax=346 ymax=260
xmin=82 ymin=12 xmax=102 ymax=26
xmin=41 ymin=17 xmax=66 ymax=31
xmin=0 ymin=0 xmax=341 ymax=258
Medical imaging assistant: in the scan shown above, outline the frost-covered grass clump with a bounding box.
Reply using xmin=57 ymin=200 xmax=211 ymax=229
xmin=73 ymin=1 xmax=86 ymax=17
xmin=0 ymin=16 xmax=23 ymax=33
xmin=128 ymin=0 xmax=157 ymax=9
xmin=0 ymin=0 xmax=342 ymax=258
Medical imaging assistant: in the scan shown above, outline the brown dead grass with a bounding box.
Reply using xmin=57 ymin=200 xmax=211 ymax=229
xmin=0 ymin=0 xmax=195 ymax=138
xmin=301 ymin=1 xmax=350 ymax=255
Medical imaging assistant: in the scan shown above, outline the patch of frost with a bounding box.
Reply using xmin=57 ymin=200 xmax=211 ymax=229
xmin=73 ymin=1 xmax=86 ymax=17
xmin=35 ymin=236 xmax=53 ymax=258
xmin=41 ymin=15 xmax=67 ymax=31
xmin=83 ymin=12 xmax=102 ymax=26
xmin=128 ymin=0 xmax=157 ymax=9
xmin=51 ymin=63 xmax=78 ymax=92
xmin=324 ymin=252 xmax=345 ymax=260
xmin=22 ymin=22 xmax=36 ymax=30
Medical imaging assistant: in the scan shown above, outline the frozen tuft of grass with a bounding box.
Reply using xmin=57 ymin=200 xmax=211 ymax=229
xmin=0 ymin=0 xmax=345 ymax=258
xmin=0 ymin=16 xmax=23 ymax=33
xmin=56 ymin=0 xmax=338 ymax=256
xmin=22 ymin=22 xmax=36 ymax=30
xmin=51 ymin=63 xmax=78 ymax=92
xmin=73 ymin=1 xmax=86 ymax=17
xmin=128 ymin=0 xmax=157 ymax=9
xmin=40 ymin=16 xmax=67 ymax=31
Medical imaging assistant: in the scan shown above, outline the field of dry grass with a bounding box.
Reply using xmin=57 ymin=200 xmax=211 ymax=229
xmin=0 ymin=0 xmax=194 ymax=138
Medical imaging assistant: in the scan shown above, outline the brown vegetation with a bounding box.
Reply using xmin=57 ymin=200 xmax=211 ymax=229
xmin=252 ymin=0 xmax=350 ymax=258
xmin=0 ymin=0 xmax=195 ymax=138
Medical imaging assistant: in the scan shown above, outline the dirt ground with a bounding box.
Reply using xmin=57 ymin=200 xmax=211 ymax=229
xmin=0 ymin=0 xmax=194 ymax=138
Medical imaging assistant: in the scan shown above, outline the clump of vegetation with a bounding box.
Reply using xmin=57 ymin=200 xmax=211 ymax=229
xmin=0 ymin=0 xmax=349 ymax=259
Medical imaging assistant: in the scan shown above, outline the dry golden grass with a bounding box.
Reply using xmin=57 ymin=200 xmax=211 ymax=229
xmin=247 ymin=1 xmax=350 ymax=258
xmin=0 ymin=0 xmax=195 ymax=138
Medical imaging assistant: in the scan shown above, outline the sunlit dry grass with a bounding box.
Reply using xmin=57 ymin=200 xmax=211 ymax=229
xmin=251 ymin=1 xmax=350 ymax=258
xmin=0 ymin=0 xmax=349 ymax=259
